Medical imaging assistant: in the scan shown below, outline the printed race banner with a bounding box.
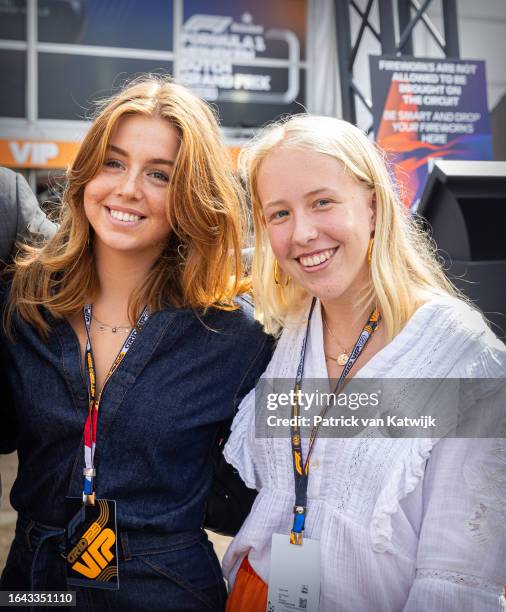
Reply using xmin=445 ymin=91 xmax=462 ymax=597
xmin=369 ymin=56 xmax=493 ymax=209
xmin=180 ymin=0 xmax=307 ymax=127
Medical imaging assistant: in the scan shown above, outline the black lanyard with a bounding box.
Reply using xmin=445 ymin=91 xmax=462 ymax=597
xmin=290 ymin=298 xmax=381 ymax=544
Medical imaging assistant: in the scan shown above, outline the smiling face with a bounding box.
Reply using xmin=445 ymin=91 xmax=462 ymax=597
xmin=84 ymin=114 xmax=180 ymax=260
xmin=257 ymin=147 xmax=375 ymax=306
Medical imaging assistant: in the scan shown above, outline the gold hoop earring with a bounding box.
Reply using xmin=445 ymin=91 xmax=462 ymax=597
xmin=367 ymin=237 xmax=374 ymax=264
xmin=274 ymin=260 xmax=290 ymax=287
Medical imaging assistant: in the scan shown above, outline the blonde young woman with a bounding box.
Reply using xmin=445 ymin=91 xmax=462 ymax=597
xmin=223 ymin=115 xmax=506 ymax=611
xmin=0 ymin=77 xmax=272 ymax=611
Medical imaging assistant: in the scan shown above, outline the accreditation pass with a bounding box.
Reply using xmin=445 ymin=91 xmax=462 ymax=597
xmin=266 ymin=533 xmax=320 ymax=611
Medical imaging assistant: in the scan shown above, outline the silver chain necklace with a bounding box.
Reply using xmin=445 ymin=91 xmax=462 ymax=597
xmin=92 ymin=315 xmax=132 ymax=334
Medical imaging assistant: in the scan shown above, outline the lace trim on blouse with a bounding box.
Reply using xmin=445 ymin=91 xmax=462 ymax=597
xmin=416 ymin=568 xmax=503 ymax=592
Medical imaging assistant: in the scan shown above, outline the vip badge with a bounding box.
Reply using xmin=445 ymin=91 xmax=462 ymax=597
xmin=65 ymin=497 xmax=119 ymax=590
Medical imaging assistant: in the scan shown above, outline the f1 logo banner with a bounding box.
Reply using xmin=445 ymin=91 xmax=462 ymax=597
xmin=178 ymin=0 xmax=307 ymax=128
xmin=180 ymin=12 xmax=300 ymax=104
xmin=369 ymin=56 xmax=493 ymax=209
xmin=65 ymin=498 xmax=119 ymax=590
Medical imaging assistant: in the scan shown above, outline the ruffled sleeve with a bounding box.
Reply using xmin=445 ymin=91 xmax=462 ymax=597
xmin=224 ymin=315 xmax=306 ymax=491
xmin=223 ymin=385 xmax=259 ymax=490
xmin=370 ymin=438 xmax=438 ymax=553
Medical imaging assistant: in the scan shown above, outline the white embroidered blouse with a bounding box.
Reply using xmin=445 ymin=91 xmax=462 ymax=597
xmin=223 ymin=296 xmax=506 ymax=611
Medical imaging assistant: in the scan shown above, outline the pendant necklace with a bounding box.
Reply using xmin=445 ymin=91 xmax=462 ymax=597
xmin=323 ymin=313 xmax=353 ymax=366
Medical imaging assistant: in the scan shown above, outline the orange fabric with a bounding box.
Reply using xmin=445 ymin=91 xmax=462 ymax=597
xmin=226 ymin=556 xmax=268 ymax=612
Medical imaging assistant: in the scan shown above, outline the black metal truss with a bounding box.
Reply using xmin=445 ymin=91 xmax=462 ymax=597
xmin=335 ymin=0 xmax=460 ymax=127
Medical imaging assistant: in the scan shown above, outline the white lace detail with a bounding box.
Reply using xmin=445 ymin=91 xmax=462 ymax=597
xmin=416 ymin=568 xmax=503 ymax=592
xmin=335 ymin=437 xmax=372 ymax=512
xmin=466 ymin=502 xmax=491 ymax=544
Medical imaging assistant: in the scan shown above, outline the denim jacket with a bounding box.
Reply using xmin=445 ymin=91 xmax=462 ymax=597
xmin=0 ymin=283 xmax=273 ymax=534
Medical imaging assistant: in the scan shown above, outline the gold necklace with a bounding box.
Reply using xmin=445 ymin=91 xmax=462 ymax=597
xmin=92 ymin=315 xmax=132 ymax=334
xmin=322 ymin=313 xmax=353 ymax=366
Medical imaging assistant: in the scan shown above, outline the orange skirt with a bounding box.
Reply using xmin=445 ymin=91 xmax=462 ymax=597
xmin=226 ymin=556 xmax=268 ymax=612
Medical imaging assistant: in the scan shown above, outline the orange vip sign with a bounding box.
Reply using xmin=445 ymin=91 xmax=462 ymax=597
xmin=1 ymin=139 xmax=241 ymax=170
xmin=0 ymin=139 xmax=81 ymax=169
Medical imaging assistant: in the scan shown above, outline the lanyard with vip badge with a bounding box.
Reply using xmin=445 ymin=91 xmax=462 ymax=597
xmin=81 ymin=303 xmax=149 ymax=506
xmin=267 ymin=298 xmax=380 ymax=612
xmin=64 ymin=304 xmax=149 ymax=590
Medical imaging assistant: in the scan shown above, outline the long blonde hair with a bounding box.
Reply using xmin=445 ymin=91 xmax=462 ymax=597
xmin=240 ymin=114 xmax=459 ymax=339
xmin=6 ymin=75 xmax=249 ymax=336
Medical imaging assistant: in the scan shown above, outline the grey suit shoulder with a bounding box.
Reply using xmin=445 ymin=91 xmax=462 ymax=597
xmin=0 ymin=167 xmax=57 ymax=263
xmin=0 ymin=168 xmax=57 ymax=502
